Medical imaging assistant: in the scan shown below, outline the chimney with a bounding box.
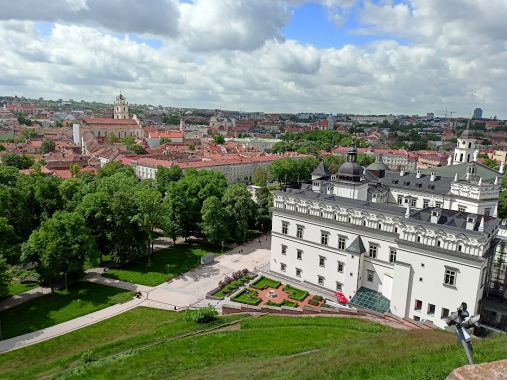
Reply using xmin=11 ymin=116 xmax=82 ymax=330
xmin=400 ymin=168 xmax=405 ymax=177
xmin=405 ymin=205 xmax=410 ymax=218
xmin=416 ymin=169 xmax=422 ymax=179
xmin=495 ymin=176 xmax=499 ymax=185
xmin=500 ymin=161 xmax=505 ymax=174
xmin=466 ymin=216 xmax=476 ymax=231
xmin=454 ymin=173 xmax=458 ymax=182
xmin=478 ymin=216 xmax=485 ymax=232
xmin=478 ymin=177 xmax=482 ymax=185
xmin=430 ymin=172 xmax=436 ymax=182
xmin=431 ymin=210 xmax=440 ymax=224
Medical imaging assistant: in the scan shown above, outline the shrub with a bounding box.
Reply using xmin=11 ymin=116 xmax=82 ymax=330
xmin=308 ymin=299 xmax=320 ymax=306
xmin=184 ymin=305 xmax=218 ymax=323
xmin=231 ymin=289 xmax=261 ymax=306
xmin=312 ymin=295 xmax=323 ymax=302
xmin=81 ymin=350 xmax=96 ymax=364
xmin=250 ymin=276 xmax=281 ymax=290
xmin=283 ymin=285 xmax=308 ymax=301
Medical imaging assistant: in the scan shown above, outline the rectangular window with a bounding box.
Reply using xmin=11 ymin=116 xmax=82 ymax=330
xmin=435 ymin=202 xmax=442 ymax=208
xmin=296 ymin=268 xmax=302 ymax=277
xmin=414 ymin=299 xmax=422 ymax=310
xmin=280 ymin=263 xmax=286 ymax=272
xmin=338 ymin=262 xmax=344 ymax=273
xmin=318 ymin=275 xmax=325 ymax=286
xmin=414 ymin=316 xmax=421 ymax=321
xmin=458 ymin=206 xmax=466 ymax=212
xmin=389 ymin=248 xmax=397 ymax=263
xmin=338 ymin=236 xmax=346 ymax=250
xmin=321 ymin=232 xmax=329 ymax=246
xmin=319 ymin=256 xmax=326 ymax=267
xmin=281 ymin=245 xmax=287 ymax=255
xmin=397 ymin=195 xmax=403 ymax=205
xmin=367 ymin=270 xmax=374 ymax=282
xmin=282 ymin=222 xmax=288 ymax=235
xmin=444 ymin=268 xmax=457 ymax=286
xmin=296 ymin=225 xmax=304 ymax=239
xmin=427 ymin=303 xmax=435 ymax=315
xmin=423 ymin=199 xmax=429 ymax=208
xmin=369 ymin=244 xmax=378 ymax=259
xmin=297 ymin=249 xmax=303 ymax=260
xmin=336 ymin=282 xmax=343 ymax=291
xmin=410 ymin=198 xmax=417 ymax=207
xmin=484 ymin=208 xmax=491 ymax=217
xmin=441 ymin=308 xmax=449 ymax=319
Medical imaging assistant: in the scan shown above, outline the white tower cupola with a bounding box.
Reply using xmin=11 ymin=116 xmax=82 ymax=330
xmin=114 ymin=93 xmax=129 ymax=119
xmin=453 ymin=119 xmax=475 ymax=165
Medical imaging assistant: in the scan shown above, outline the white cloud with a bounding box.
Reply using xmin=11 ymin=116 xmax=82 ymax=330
xmin=0 ymin=1 xmax=506 ymax=118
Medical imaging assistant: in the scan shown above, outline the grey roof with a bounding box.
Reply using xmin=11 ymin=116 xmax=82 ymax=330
xmin=276 ymin=188 xmax=500 ymax=234
xmin=421 ymin=162 xmax=502 ymax=181
xmin=312 ymin=160 xmax=330 ymax=178
xmin=411 ymin=207 xmax=495 ymax=231
xmin=346 ymin=236 xmax=366 ymax=254
xmin=377 ymin=170 xmax=452 ymax=196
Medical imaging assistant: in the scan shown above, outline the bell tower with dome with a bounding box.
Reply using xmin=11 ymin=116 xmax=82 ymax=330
xmin=114 ymin=93 xmax=129 ymax=119
xmin=453 ymin=120 xmax=477 ymax=165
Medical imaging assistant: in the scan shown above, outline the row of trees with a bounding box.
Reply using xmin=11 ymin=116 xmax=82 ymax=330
xmin=0 ymin=161 xmax=273 ymax=293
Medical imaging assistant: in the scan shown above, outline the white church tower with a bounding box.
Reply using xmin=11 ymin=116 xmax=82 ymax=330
xmin=453 ymin=120 xmax=476 ymax=165
xmin=114 ymin=93 xmax=129 ymax=119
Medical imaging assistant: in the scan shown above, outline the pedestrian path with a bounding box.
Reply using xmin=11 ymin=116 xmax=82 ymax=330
xmin=84 ymin=269 xmax=153 ymax=293
xmin=0 ymin=297 xmax=144 ymax=353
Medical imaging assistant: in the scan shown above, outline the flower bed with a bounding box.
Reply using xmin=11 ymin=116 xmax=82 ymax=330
xmin=308 ymin=295 xmax=323 ymax=306
xmin=250 ymin=276 xmax=281 ymax=290
xmin=213 ymin=274 xmax=254 ymax=299
xmin=266 ymin=299 xmax=298 ymax=308
xmin=282 ymin=284 xmax=309 ymax=301
xmin=230 ymin=288 xmax=261 ymax=306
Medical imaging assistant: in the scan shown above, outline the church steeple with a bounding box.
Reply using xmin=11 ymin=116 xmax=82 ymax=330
xmin=453 ymin=118 xmax=475 ymax=165
xmin=114 ymin=93 xmax=129 ymax=119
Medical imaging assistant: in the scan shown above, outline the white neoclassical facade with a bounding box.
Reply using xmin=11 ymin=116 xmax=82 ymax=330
xmin=269 ymin=144 xmax=505 ymax=329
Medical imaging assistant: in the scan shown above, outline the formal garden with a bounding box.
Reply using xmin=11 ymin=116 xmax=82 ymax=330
xmin=227 ymin=275 xmax=326 ymax=309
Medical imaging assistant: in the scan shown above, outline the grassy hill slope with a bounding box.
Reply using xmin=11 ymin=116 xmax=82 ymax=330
xmin=0 ymin=308 xmax=506 ymax=380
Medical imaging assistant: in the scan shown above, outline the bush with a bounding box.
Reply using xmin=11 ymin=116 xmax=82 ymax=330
xmin=250 ymin=276 xmax=281 ymax=290
xmin=312 ymin=295 xmax=323 ymax=302
xmin=308 ymin=299 xmax=320 ymax=306
xmin=231 ymin=288 xmax=261 ymax=306
xmin=81 ymin=350 xmax=96 ymax=364
xmin=184 ymin=305 xmax=218 ymax=324
xmin=282 ymin=284 xmax=308 ymax=301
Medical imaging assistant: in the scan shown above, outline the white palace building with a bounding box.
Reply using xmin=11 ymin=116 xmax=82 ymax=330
xmin=270 ymin=129 xmax=507 ymax=329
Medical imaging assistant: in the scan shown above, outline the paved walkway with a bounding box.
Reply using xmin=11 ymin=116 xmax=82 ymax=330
xmin=0 ymin=236 xmax=271 ymax=353
xmin=0 ymin=297 xmax=145 ymax=353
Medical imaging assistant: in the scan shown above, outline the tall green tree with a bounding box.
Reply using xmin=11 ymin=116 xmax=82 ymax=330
xmin=222 ymin=184 xmax=255 ymax=242
xmin=0 ymin=166 xmax=19 ymax=186
xmin=155 ymin=165 xmax=183 ymax=194
xmin=161 ymin=183 xmax=186 ymax=244
xmin=213 ymin=134 xmax=225 ymax=144
xmin=255 ymin=186 xmax=273 ymax=230
xmin=252 ymin=167 xmax=268 ymax=186
xmin=59 ymin=178 xmax=86 ymax=210
xmin=21 ymin=211 xmax=97 ymax=290
xmin=0 ymin=217 xmax=18 ymax=263
xmin=200 ymin=196 xmax=229 ymax=244
xmin=2 ymin=154 xmax=34 ymax=169
xmin=97 ymin=161 xmax=135 ymax=179
xmin=133 ymin=186 xmax=162 ymax=265
xmin=0 ymin=255 xmax=10 ymax=298
xmin=40 ymin=139 xmax=56 ymax=154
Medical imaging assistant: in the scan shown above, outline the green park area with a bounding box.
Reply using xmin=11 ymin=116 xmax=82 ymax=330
xmin=1 ymin=308 xmax=507 ymax=380
xmin=102 ymin=243 xmax=224 ymax=286
xmin=0 ymin=282 xmax=132 ymax=339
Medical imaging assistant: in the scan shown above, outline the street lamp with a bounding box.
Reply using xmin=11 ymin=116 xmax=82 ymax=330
xmin=445 ymin=302 xmax=480 ymax=365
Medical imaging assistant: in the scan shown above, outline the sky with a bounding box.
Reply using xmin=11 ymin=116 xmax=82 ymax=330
xmin=0 ymin=0 xmax=506 ymax=118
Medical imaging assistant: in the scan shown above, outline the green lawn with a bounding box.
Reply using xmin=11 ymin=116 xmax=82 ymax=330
xmin=0 ymin=281 xmax=39 ymax=301
xmin=1 ymin=309 xmax=507 ymax=380
xmin=0 ymin=282 xmax=132 ymax=339
xmin=282 ymin=284 xmax=309 ymax=301
xmin=102 ymin=243 xmax=223 ymax=286
xmin=250 ymin=276 xmax=281 ymax=290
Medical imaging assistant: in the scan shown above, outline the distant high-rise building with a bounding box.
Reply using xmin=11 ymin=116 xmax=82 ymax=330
xmin=114 ymin=93 xmax=129 ymax=119
xmin=472 ymin=107 xmax=483 ymax=119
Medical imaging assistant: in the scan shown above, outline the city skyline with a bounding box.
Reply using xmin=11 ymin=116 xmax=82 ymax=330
xmin=1 ymin=1 xmax=506 ymax=118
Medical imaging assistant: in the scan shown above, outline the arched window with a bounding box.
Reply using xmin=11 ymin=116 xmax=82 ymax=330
xmin=417 ymin=236 xmax=421 ymax=243
xmin=437 ymin=240 xmax=442 ymax=248
xmin=378 ymin=223 xmax=382 ymax=230
xmin=458 ymin=245 xmax=463 ymax=252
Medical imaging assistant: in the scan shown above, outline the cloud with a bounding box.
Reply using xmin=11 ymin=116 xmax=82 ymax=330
xmin=0 ymin=0 xmax=180 ymax=36
xmin=0 ymin=1 xmax=506 ymax=118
